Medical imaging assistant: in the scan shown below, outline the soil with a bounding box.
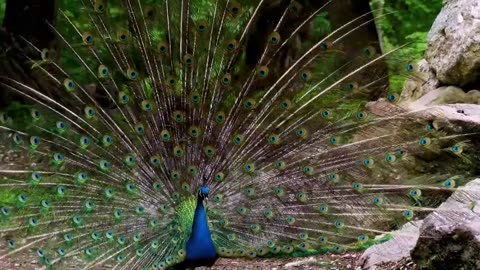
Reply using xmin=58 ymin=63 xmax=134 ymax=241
xmin=0 ymin=250 xmax=417 ymax=269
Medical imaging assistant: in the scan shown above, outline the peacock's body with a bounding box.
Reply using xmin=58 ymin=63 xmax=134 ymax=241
xmin=0 ymin=0 xmax=476 ymax=269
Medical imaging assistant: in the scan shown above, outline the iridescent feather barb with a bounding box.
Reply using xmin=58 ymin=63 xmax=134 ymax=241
xmin=0 ymin=0 xmax=477 ymax=269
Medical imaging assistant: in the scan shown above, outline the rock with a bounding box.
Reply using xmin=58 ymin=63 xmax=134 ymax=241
xmin=405 ymin=86 xmax=480 ymax=108
xmin=424 ymin=0 xmax=480 ymax=86
xmin=414 ymin=104 xmax=480 ymax=126
xmin=357 ymin=220 xmax=422 ymax=270
xmin=366 ymin=99 xmax=480 ymax=128
xmin=467 ymin=90 xmax=480 ymax=104
xmin=284 ymin=257 xmax=317 ymax=268
xmin=411 ymin=178 xmax=480 ymax=269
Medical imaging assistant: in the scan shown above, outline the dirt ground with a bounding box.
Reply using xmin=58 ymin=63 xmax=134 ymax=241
xmin=0 ymin=250 xmax=417 ymax=269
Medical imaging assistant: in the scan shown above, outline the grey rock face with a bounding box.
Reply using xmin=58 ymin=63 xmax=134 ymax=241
xmin=411 ymin=179 xmax=480 ymax=269
xmin=425 ymin=0 xmax=480 ymax=86
xmin=357 ymin=221 xmax=422 ymax=270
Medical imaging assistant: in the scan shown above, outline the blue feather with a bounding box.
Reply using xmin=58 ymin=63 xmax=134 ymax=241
xmin=182 ymin=187 xmax=218 ymax=268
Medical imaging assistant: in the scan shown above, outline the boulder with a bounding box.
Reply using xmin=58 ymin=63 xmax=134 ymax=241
xmin=357 ymin=221 xmax=422 ymax=270
xmin=411 ymin=178 xmax=480 ymax=269
xmin=424 ymin=0 xmax=480 ymax=86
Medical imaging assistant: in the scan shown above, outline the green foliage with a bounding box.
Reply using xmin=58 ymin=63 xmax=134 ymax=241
xmin=371 ymin=0 xmax=443 ymax=93
xmin=0 ymin=1 xmax=4 ymax=23
xmin=377 ymin=0 xmax=442 ymax=46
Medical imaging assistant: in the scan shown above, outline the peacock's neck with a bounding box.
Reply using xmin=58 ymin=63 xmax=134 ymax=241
xmin=190 ymin=196 xmax=211 ymax=239
xmin=183 ymin=194 xmax=217 ymax=267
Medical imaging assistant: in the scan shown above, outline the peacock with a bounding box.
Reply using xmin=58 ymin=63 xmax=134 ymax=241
xmin=0 ymin=0 xmax=477 ymax=269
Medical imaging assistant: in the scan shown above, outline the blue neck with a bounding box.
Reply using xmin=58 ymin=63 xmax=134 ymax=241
xmin=184 ymin=196 xmax=217 ymax=267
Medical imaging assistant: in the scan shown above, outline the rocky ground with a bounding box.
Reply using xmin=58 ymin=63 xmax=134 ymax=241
xmin=0 ymin=250 xmax=417 ymax=270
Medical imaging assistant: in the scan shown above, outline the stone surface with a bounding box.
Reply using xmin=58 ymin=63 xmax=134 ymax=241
xmin=357 ymin=221 xmax=422 ymax=270
xmin=424 ymin=0 xmax=480 ymax=86
xmin=411 ymin=178 xmax=480 ymax=269
xmin=366 ymin=98 xmax=480 ymax=128
xmin=406 ymin=86 xmax=480 ymax=108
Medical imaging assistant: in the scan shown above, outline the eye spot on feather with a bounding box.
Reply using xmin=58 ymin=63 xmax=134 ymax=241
xmin=233 ymin=134 xmax=244 ymax=145
xmin=204 ymin=146 xmax=215 ymax=157
xmin=419 ymin=137 xmax=431 ymax=146
xmin=63 ymin=79 xmax=75 ymax=92
xmin=144 ymin=6 xmax=156 ymax=19
xmin=158 ymin=41 xmax=168 ymax=54
xmin=245 ymin=187 xmax=255 ymax=197
xmin=222 ymin=73 xmax=231 ymax=85
xmin=257 ymin=66 xmax=269 ymax=79
xmin=215 ymin=112 xmax=226 ymax=124
xmin=267 ymin=134 xmax=279 ymax=144
xmin=274 ymin=160 xmax=286 ymax=170
xmin=173 ymin=111 xmax=185 ymax=122
xmin=226 ymin=39 xmax=237 ymax=51
xmin=319 ymin=204 xmax=328 ymax=214
xmin=356 ymin=111 xmax=366 ymax=120
xmin=174 ymin=146 xmax=185 ymax=157
xmin=94 ymin=1 xmax=106 ymax=13
xmin=299 ymin=70 xmax=311 ymax=81
xmin=302 ymin=166 xmax=313 ymax=176
xmin=72 ymin=216 xmax=81 ymax=225
xmin=334 ymin=221 xmax=343 ymax=228
xmin=196 ymin=20 xmax=208 ymax=32
xmin=268 ymin=32 xmax=281 ymax=45
xmin=82 ymin=32 xmax=94 ymax=45
xmin=409 ymin=189 xmax=421 ymax=197
xmin=244 ymin=99 xmax=256 ymax=110
xmin=244 ymin=163 xmax=255 ymax=172
xmin=118 ymin=32 xmax=128 ymax=43
xmin=296 ymin=128 xmax=308 ymax=139
xmin=328 ymin=136 xmax=340 ymax=145
xmin=56 ymin=186 xmax=66 ymax=196
xmin=84 ymin=106 xmax=95 ymax=119
xmin=363 ymin=158 xmax=374 ymax=168
xmin=214 ymin=172 xmax=224 ymax=182
xmin=135 ymin=123 xmax=145 ymax=135
xmin=184 ymin=54 xmax=193 ymax=66
xmin=128 ymin=70 xmax=138 ymax=80
xmin=283 ymin=245 xmax=293 ymax=254
xmin=52 ymin=153 xmax=64 ymax=165
xmin=171 ymin=171 xmax=181 ymax=181
xmin=385 ymin=154 xmax=396 ymax=163
xmin=98 ymin=65 xmax=109 ymax=78
xmin=407 ymin=63 xmax=415 ymax=72
xmin=451 ymin=145 xmax=463 ymax=155
xmin=297 ymin=192 xmax=307 ymax=202
xmin=345 ymin=82 xmax=357 ymax=91
xmin=403 ymin=209 xmax=414 ymax=220
xmin=352 ymin=182 xmax=363 ymax=192
xmin=387 ymin=93 xmax=399 ymax=102
xmin=290 ymin=1 xmax=302 ymax=13
xmin=12 ymin=133 xmax=22 ymax=144
xmin=30 ymin=136 xmax=40 ymax=148
xmin=1 ymin=207 xmax=10 ymax=216
xmin=229 ymin=2 xmax=242 ymax=17
xmin=443 ymin=179 xmax=455 ymax=188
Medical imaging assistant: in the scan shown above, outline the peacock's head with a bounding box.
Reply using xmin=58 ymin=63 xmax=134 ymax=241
xmin=198 ymin=186 xmax=209 ymax=200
